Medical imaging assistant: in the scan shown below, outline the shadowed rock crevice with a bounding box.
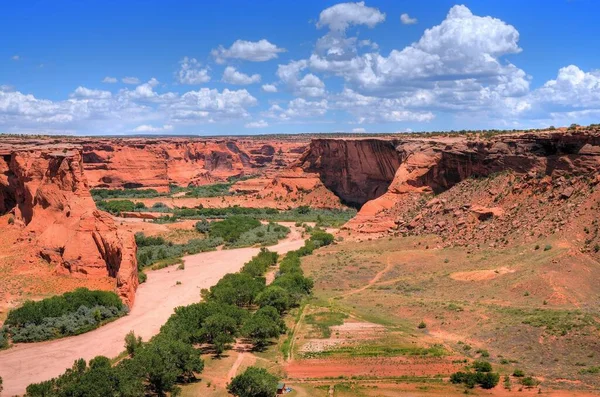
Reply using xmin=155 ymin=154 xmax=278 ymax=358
xmin=298 ymin=139 xmax=402 ymax=208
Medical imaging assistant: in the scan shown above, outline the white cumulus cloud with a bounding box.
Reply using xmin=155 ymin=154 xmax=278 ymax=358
xmin=176 ymin=57 xmax=210 ymax=84
xmin=400 ymin=13 xmax=417 ymax=25
xmin=212 ymin=39 xmax=285 ymax=63
xmin=102 ymin=76 xmax=118 ymax=83
xmin=262 ymin=84 xmax=278 ymax=93
xmin=222 ymin=66 xmax=261 ymax=85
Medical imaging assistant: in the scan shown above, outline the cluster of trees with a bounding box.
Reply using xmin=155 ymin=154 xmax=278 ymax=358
xmin=154 ymin=206 xmax=356 ymax=227
xmin=135 ymin=232 xmax=223 ymax=272
xmin=90 ymin=188 xmax=160 ymax=200
xmin=3 ymin=289 xmax=126 ymax=344
xmin=25 ymin=229 xmax=334 ymax=396
xmin=26 ymin=335 xmax=203 ymax=397
xmin=450 ymin=360 xmax=500 ymax=389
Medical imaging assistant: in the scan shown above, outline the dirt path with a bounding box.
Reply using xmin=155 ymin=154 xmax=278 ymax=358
xmin=340 ymin=258 xmax=393 ymax=298
xmin=287 ymin=304 xmax=307 ymax=363
xmin=0 ymin=225 xmax=305 ymax=397
xmin=227 ymin=352 xmax=246 ymax=381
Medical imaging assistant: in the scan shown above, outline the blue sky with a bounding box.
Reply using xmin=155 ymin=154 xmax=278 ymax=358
xmin=1 ymin=0 xmax=599 ymax=135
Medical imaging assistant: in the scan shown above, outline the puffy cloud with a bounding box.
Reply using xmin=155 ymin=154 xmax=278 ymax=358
xmin=261 ymin=84 xmax=278 ymax=93
xmin=70 ymin=87 xmax=112 ymax=99
xmin=400 ymin=13 xmax=417 ymax=25
xmin=122 ymin=76 xmax=141 ymax=85
xmin=277 ymin=60 xmax=326 ymax=97
xmin=222 ymin=66 xmax=261 ymax=85
xmin=307 ymin=4 xmax=530 ymax=125
xmin=352 ymin=127 xmax=366 ymax=133
xmin=212 ymin=39 xmax=285 ymax=63
xmin=332 ymin=88 xmax=435 ymax=123
xmin=317 ymin=1 xmax=385 ymax=31
xmin=532 ymin=65 xmax=600 ymax=110
xmin=176 ymin=57 xmax=210 ymax=84
xmin=168 ymin=88 xmax=257 ymax=121
xmin=132 ymin=124 xmax=174 ymax=133
xmin=102 ymin=76 xmax=118 ymax=83
xmin=11 ymin=55 xmax=20 ymax=61
xmin=264 ymin=98 xmax=328 ymax=120
xmin=245 ymin=120 xmax=268 ymax=128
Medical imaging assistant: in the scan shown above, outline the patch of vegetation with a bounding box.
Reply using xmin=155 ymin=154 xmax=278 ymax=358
xmin=497 ymin=307 xmax=599 ymax=336
xmin=91 ymin=188 xmax=160 ymax=200
xmin=579 ymin=366 xmax=600 ymax=375
xmin=228 ymin=222 xmax=290 ymax=248
xmin=228 ymin=366 xmax=279 ymax=397
xmin=305 ymin=311 xmax=348 ymax=338
xmin=135 ymin=232 xmax=223 ymax=270
xmin=305 ymin=344 xmax=447 ymax=359
xmin=4 ymin=288 xmax=127 ymax=343
xmin=208 ymin=215 xmax=261 ymax=243
xmin=96 ymin=199 xmax=136 ymax=214
xmin=450 ymin=361 xmax=500 ymax=389
xmin=154 ymin=205 xmax=356 ymax=227
xmin=172 ymin=182 xmax=234 ymax=198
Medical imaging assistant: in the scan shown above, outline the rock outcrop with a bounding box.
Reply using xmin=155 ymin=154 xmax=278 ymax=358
xmin=298 ymin=139 xmax=402 ymax=207
xmin=80 ymin=138 xmax=308 ymax=192
xmin=0 ymin=143 xmax=138 ymax=306
xmin=298 ymin=130 xmax=600 ymax=234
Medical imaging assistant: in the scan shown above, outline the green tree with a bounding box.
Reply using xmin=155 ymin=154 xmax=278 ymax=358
xmin=228 ymin=366 xmax=279 ymax=397
xmin=242 ymin=308 xmax=284 ymax=349
xmin=124 ymin=330 xmax=143 ymax=357
xmin=256 ymin=286 xmax=290 ymax=314
xmin=199 ymin=314 xmax=238 ymax=355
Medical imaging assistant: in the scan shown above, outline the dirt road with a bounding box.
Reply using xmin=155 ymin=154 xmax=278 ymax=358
xmin=0 ymin=225 xmax=305 ymax=396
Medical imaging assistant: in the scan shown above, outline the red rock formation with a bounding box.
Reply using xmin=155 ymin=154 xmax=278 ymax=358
xmin=80 ymin=138 xmax=308 ymax=192
xmin=298 ymin=130 xmax=600 ymax=234
xmin=0 ymin=143 xmax=138 ymax=306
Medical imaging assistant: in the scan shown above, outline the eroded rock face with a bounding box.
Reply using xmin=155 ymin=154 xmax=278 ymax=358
xmin=299 ymin=130 xmax=600 ymax=233
xmin=80 ymin=138 xmax=308 ymax=192
xmin=0 ymin=144 xmax=138 ymax=306
xmin=298 ymin=139 xmax=402 ymax=207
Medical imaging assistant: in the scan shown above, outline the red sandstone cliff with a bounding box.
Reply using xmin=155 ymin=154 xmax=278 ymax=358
xmin=0 ymin=143 xmax=138 ymax=306
xmin=80 ymin=138 xmax=308 ymax=192
xmin=298 ymin=130 xmax=600 ymax=234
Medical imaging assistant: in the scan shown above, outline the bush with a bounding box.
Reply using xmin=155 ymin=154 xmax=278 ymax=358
xmin=520 ymin=376 xmax=539 ymax=387
xmin=5 ymin=288 xmax=126 ymax=343
xmin=96 ymin=199 xmax=136 ymax=214
xmin=91 ymin=188 xmax=160 ymax=200
xmin=450 ymin=362 xmax=499 ymax=390
xmin=125 ymin=331 xmax=143 ymax=357
xmin=512 ymin=369 xmax=525 ymax=377
xmin=229 ymin=223 xmax=289 ymax=248
xmin=209 ymin=216 xmax=261 ymax=243
xmin=195 ymin=218 xmax=210 ymax=233
xmin=228 ymin=366 xmax=279 ymax=397
xmin=418 ymin=321 xmax=427 ymax=329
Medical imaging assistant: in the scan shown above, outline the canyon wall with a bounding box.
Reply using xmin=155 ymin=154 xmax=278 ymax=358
xmin=298 ymin=139 xmax=402 ymax=207
xmin=298 ymin=130 xmax=600 ymax=232
xmin=0 ymin=143 xmax=138 ymax=306
xmin=80 ymin=138 xmax=308 ymax=192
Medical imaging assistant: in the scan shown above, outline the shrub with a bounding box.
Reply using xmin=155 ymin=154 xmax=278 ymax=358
xmin=5 ymin=288 xmax=126 ymax=342
xmin=544 ymin=244 xmax=552 ymax=251
xmin=8 ymin=217 xmax=14 ymax=225
xmin=138 ymin=271 xmax=147 ymax=284
xmin=228 ymin=366 xmax=279 ymax=397
xmin=473 ymin=360 xmax=492 ymax=373
xmin=194 ymin=218 xmax=210 ymax=233
xmin=512 ymin=369 xmax=524 ymax=377
xmin=125 ymin=331 xmax=143 ymax=357
xmin=520 ymin=376 xmax=539 ymax=387
xmin=96 ymin=199 xmax=136 ymax=214
xmin=418 ymin=321 xmax=427 ymax=329
xmin=209 ymin=216 xmax=261 ymax=243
